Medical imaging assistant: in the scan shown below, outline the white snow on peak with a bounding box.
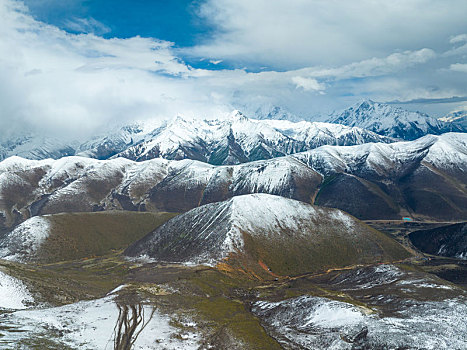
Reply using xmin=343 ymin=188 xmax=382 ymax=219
xmin=112 ymin=111 xmax=393 ymax=164
xmin=326 ymin=100 xmax=449 ymax=139
xmin=438 ymin=108 xmax=467 ymax=123
xmin=0 ymin=134 xmax=77 ymax=162
xmin=294 ymin=133 xmax=467 ymax=175
xmin=424 ymin=133 xmax=467 ymax=169
xmin=229 ymin=194 xmax=317 ymax=235
xmin=186 ymin=194 xmax=358 ymax=262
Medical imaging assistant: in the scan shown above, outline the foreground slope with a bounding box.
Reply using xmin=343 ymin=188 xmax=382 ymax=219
xmin=125 ymin=194 xmax=410 ymax=276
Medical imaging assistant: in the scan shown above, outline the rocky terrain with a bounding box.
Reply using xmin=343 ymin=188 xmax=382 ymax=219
xmin=3 ymin=101 xmax=466 ymax=165
xmin=409 ymin=222 xmax=467 ymax=260
xmin=0 ymin=110 xmax=393 ymax=165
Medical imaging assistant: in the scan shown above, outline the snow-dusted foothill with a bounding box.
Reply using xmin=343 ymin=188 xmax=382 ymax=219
xmin=252 ymin=263 xmax=467 ymax=349
xmin=125 ymin=194 xmax=409 ymax=274
xmin=294 ymin=132 xmax=467 ymax=176
xmin=0 ymin=216 xmax=51 ymax=262
xmin=409 ymin=222 xmax=467 ymax=260
xmin=0 ymin=132 xmax=466 ymax=233
xmin=253 ymin=294 xmax=467 ymax=350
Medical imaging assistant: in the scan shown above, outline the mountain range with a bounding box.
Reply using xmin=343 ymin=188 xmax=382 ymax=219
xmin=1 ymin=132 xmax=465 ymax=236
xmin=1 ymin=101 xmax=465 ymax=165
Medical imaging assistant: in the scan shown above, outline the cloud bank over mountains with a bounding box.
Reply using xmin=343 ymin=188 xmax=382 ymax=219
xmin=0 ymin=0 xmax=466 ymax=137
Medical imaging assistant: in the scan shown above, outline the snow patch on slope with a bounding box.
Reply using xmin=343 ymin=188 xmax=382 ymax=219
xmin=125 ymin=194 xmax=371 ymax=266
xmin=1 ymin=296 xmax=200 ymax=349
xmin=0 ymin=271 xmax=33 ymax=310
xmin=0 ymin=216 xmax=51 ymax=262
xmin=253 ymin=295 xmax=467 ymax=350
xmin=294 ymin=133 xmax=467 ymax=175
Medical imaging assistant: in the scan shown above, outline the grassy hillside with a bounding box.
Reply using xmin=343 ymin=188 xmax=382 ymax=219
xmin=126 ymin=195 xmax=413 ymax=279
xmin=36 ymin=211 xmax=178 ymax=263
xmin=239 ymin=220 xmax=412 ymax=278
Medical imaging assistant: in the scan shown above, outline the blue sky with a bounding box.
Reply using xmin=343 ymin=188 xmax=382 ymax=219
xmin=23 ymin=0 xmax=206 ymax=44
xmin=1 ymin=0 xmax=467 ymax=136
xmin=22 ymin=0 xmax=236 ymax=70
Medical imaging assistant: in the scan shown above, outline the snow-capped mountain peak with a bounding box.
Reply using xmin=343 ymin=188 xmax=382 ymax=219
xmin=326 ymin=99 xmax=461 ymax=140
xmin=111 ymin=112 xmax=393 ymax=165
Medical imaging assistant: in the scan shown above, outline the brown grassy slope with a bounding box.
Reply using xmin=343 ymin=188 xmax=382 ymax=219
xmin=36 ymin=211 xmax=177 ymax=263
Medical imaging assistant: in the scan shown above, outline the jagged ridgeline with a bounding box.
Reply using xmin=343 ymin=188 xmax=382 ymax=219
xmin=1 ymin=111 xmax=394 ymax=164
xmin=125 ymin=194 xmax=411 ymax=277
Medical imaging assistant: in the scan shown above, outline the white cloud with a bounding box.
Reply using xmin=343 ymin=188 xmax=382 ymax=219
xmin=191 ymin=0 xmax=467 ymax=69
xmin=63 ymin=17 xmax=111 ymax=35
xmin=450 ymin=34 xmax=467 ymax=44
xmin=0 ymin=0 xmax=231 ymax=137
xmin=297 ymin=48 xmax=436 ymax=80
xmin=292 ymin=76 xmax=325 ymax=92
xmin=450 ymin=63 xmax=467 ymax=73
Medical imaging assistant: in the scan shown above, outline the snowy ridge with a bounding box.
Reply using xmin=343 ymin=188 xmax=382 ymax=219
xmin=294 ymin=133 xmax=467 ymax=175
xmin=2 ymin=102 xmax=465 ymax=163
xmin=0 ymin=133 xmax=465 ymax=231
xmin=0 ymin=109 xmax=393 ymax=165
xmin=0 ymin=134 xmax=76 ymax=162
xmin=439 ymin=109 xmax=467 ymax=130
xmin=0 ymin=216 xmax=51 ymax=262
xmin=326 ymin=100 xmax=462 ymax=140
xmin=0 ymin=133 xmax=465 ymax=197
xmin=114 ymin=111 xmax=393 ymax=165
